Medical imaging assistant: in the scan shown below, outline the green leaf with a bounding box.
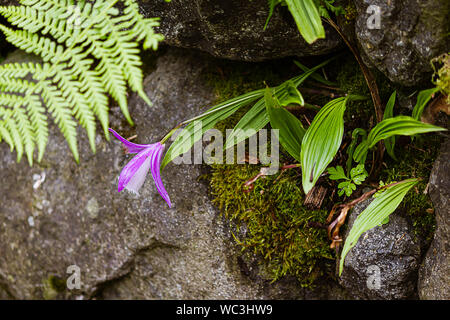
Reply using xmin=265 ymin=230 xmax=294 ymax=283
xmin=293 ymin=60 xmax=337 ymax=87
xmin=265 ymin=87 xmax=305 ymax=161
xmin=338 ymin=180 xmax=356 ymax=197
xmin=0 ymin=0 xmax=166 ymax=164
xmin=412 ymin=88 xmax=439 ymax=121
xmin=383 ymin=91 xmax=397 ymax=160
xmin=161 ymin=89 xmax=265 ymax=169
xmin=327 ymin=166 xmax=348 ymax=181
xmin=345 ymin=128 xmax=366 ymax=173
xmin=284 ymin=0 xmax=326 ymax=44
xmin=339 ymin=179 xmax=419 ymax=275
xmin=224 ymin=58 xmax=333 ymax=151
xmin=301 ymin=97 xmax=348 ymax=194
xmin=278 ymin=80 xmax=304 ymax=107
xmin=349 ymin=163 xmax=367 ymax=184
xmin=264 ymin=0 xmax=283 ymax=30
xmin=353 ymin=116 xmax=447 ymax=164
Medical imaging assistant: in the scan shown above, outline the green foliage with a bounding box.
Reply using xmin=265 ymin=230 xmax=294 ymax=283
xmin=223 ymin=58 xmax=331 ymax=151
xmin=284 ymin=0 xmax=325 ymax=44
xmin=264 ymin=0 xmax=345 ymax=43
xmin=383 ymin=91 xmax=397 ymax=160
xmin=0 ymin=0 xmax=164 ymax=165
xmin=412 ymin=87 xmax=439 ymax=121
xmin=339 ymin=179 xmax=419 ymax=275
xmin=209 ymin=163 xmax=333 ymax=287
xmin=328 ymin=163 xmax=368 ymax=197
xmin=264 ymin=87 xmax=305 ymax=161
xmin=162 ymin=59 xmax=332 ymax=168
xmin=353 ymin=116 xmax=446 ymax=164
xmin=300 ymin=96 xmax=348 ymax=194
xmin=431 ymin=53 xmax=449 ymax=103
xmin=380 ymin=136 xmax=442 ymax=241
xmin=264 ymin=0 xmax=284 ymax=30
xmin=161 ymin=89 xmax=265 ymax=169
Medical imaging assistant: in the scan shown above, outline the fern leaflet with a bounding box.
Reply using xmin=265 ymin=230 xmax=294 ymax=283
xmin=0 ymin=0 xmax=165 ymax=165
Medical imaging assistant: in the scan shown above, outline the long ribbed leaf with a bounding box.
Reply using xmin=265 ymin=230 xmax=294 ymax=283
xmin=265 ymin=87 xmax=305 ymax=161
xmin=224 ymin=58 xmax=333 ymax=150
xmin=339 ymin=179 xmax=419 ymax=275
xmin=161 ymin=89 xmax=265 ymax=169
xmin=412 ymin=88 xmax=439 ymax=121
xmin=353 ymin=116 xmax=446 ymax=163
xmin=301 ymin=97 xmax=348 ymax=194
xmin=285 ymin=0 xmax=325 ymax=44
xmin=383 ymin=91 xmax=396 ymax=160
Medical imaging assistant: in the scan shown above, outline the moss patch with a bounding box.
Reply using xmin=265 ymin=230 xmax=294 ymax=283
xmin=210 ymin=163 xmax=333 ymax=287
xmin=432 ymin=53 xmax=450 ymax=103
xmin=205 ymin=51 xmax=442 ymax=287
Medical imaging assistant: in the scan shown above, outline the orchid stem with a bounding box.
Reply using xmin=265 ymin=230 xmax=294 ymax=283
xmin=160 ymin=123 xmax=183 ymax=144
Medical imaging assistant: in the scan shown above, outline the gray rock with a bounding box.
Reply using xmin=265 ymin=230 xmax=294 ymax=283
xmin=0 ymin=0 xmax=342 ymax=62
xmin=418 ymin=139 xmax=450 ymax=300
xmin=0 ymin=48 xmax=349 ymax=299
xmin=143 ymin=0 xmax=342 ymax=61
xmin=354 ymin=0 xmax=450 ymax=86
xmin=339 ymin=199 xmax=422 ymax=300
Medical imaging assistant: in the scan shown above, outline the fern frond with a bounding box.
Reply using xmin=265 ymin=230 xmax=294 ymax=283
xmin=39 ymin=80 xmax=79 ymax=162
xmin=121 ymin=0 xmax=164 ymax=50
xmin=14 ymin=106 xmax=35 ymax=165
xmin=0 ymin=108 xmax=24 ymax=160
xmin=26 ymin=94 xmax=48 ymax=161
xmin=0 ymin=77 xmax=35 ymax=93
xmin=102 ymin=15 xmax=151 ymax=107
xmin=0 ymin=0 xmax=165 ymax=164
xmin=52 ymin=63 xmax=97 ymax=152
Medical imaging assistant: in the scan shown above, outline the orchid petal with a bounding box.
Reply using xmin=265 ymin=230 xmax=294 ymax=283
xmin=150 ymin=144 xmax=172 ymax=208
xmin=109 ymin=128 xmax=153 ymax=154
xmin=111 ymin=128 xmax=172 ymax=208
xmin=118 ymin=147 xmax=155 ymax=192
xmin=124 ymin=154 xmax=153 ymax=195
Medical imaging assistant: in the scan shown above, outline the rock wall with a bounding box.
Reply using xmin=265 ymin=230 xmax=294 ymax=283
xmin=418 ymin=139 xmax=450 ymax=300
xmin=1 ymin=0 xmax=449 ymax=86
xmin=339 ymin=199 xmax=422 ymax=300
xmin=354 ymin=0 xmax=450 ymax=86
xmin=0 ymin=48 xmax=349 ymax=300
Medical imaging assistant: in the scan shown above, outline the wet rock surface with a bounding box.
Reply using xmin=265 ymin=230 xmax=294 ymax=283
xmin=0 ymin=0 xmax=342 ymax=61
xmin=0 ymin=48 xmax=351 ymax=299
xmin=339 ymin=199 xmax=422 ymax=300
xmin=418 ymin=139 xmax=450 ymax=300
xmin=2 ymin=0 xmax=449 ymax=87
xmin=143 ymin=0 xmax=342 ymax=61
xmin=354 ymin=0 xmax=450 ymax=86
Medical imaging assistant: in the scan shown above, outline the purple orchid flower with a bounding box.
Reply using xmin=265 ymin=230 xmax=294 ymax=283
xmin=109 ymin=128 xmax=172 ymax=208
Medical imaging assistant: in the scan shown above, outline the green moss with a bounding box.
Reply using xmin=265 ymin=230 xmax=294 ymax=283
xmin=331 ymin=55 xmax=393 ymax=125
xmin=204 ymin=51 xmax=441 ymax=287
xmin=42 ymin=275 xmax=66 ymax=300
xmin=202 ymin=58 xmax=295 ymax=103
xmin=380 ymin=135 xmax=442 ymax=241
xmin=432 ymin=53 xmax=450 ymax=103
xmin=203 ymin=58 xmax=336 ymax=287
xmin=210 ymin=163 xmax=333 ymax=287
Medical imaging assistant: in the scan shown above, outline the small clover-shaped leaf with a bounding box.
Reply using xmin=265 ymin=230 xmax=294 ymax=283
xmin=328 ymin=166 xmax=348 ymax=181
xmin=338 ymin=181 xmax=356 ymax=197
xmin=350 ymin=164 xmax=368 ymax=185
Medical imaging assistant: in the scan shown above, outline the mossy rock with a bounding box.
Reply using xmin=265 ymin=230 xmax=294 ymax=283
xmin=205 ymin=49 xmax=444 ymax=288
